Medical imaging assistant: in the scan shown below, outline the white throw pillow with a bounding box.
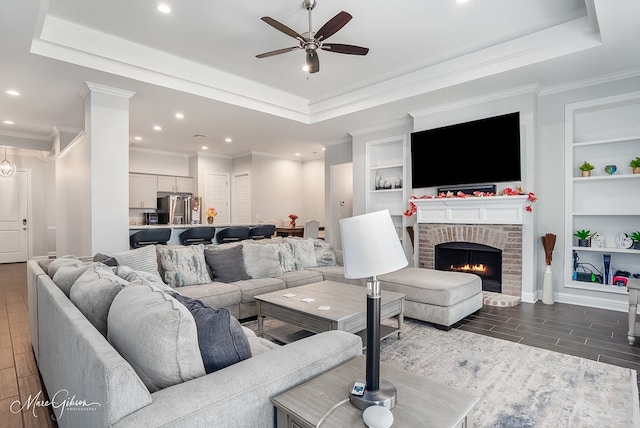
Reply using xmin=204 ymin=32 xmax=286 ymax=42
xmin=107 ymin=283 xmax=206 ymax=392
xmin=157 ymin=244 xmax=211 ymax=287
xmin=242 ymin=242 xmax=283 ymax=278
xmin=284 ymin=237 xmax=318 ymax=268
xmin=111 ymin=245 xmax=159 ymax=275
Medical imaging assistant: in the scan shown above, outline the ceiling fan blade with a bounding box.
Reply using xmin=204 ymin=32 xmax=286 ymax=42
xmin=306 ymin=52 xmax=319 ymax=74
xmin=321 ymin=43 xmax=369 ymax=55
xmin=256 ymin=46 xmax=300 ymax=59
xmin=314 ymin=11 xmax=352 ymax=41
xmin=261 ymin=17 xmax=305 ymax=41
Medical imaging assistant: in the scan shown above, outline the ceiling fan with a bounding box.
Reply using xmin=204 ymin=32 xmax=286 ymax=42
xmin=255 ymin=0 xmax=369 ymax=74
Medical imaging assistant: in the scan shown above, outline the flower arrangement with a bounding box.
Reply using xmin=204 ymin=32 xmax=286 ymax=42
xmin=206 ymin=207 xmax=217 ymax=218
xmin=288 ymin=213 xmax=298 ymax=221
xmin=579 ymin=161 xmax=595 ymax=172
xmin=404 ymin=185 xmax=537 ymax=217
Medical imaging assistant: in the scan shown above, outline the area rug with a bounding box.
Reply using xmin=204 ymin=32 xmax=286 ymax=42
xmin=245 ymin=318 xmax=640 ymax=427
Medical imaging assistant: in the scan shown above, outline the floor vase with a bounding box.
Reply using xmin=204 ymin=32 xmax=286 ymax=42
xmin=542 ymin=265 xmax=554 ymax=305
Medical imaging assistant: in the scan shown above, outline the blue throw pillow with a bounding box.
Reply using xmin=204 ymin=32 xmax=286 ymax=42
xmin=171 ymin=293 xmax=251 ymax=373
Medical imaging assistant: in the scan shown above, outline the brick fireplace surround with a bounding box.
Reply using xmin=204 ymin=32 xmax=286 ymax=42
xmin=417 ymin=223 xmax=523 ymax=298
xmin=411 ymin=195 xmax=535 ymax=303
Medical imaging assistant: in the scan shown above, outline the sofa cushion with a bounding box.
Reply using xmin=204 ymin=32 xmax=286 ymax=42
xmin=204 ymin=244 xmax=251 ymax=283
xmin=278 ymin=270 xmax=324 ymax=288
xmin=158 ymin=244 xmax=211 ymax=287
xmin=111 ymin=245 xmax=159 ymax=276
xmin=176 ymin=282 xmax=241 ymax=314
xmin=242 ymin=242 xmax=283 ymax=278
xmin=52 ymin=261 xmax=99 ymax=297
xmin=284 ymin=237 xmax=318 ymax=268
xmin=70 ymin=264 xmax=129 ymax=336
xmin=107 ymin=283 xmax=206 ymax=392
xmin=313 ymin=239 xmax=338 ymax=266
xmin=171 ymin=294 xmax=252 ymax=373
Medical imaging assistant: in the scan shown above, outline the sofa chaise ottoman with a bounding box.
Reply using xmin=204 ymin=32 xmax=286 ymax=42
xmin=379 ymin=267 xmax=483 ymax=329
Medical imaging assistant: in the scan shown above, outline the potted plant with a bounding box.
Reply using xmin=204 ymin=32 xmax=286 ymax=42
xmin=630 ymin=157 xmax=640 ymax=174
xmin=631 ymin=231 xmax=640 ymax=250
xmin=579 ymin=161 xmax=595 ymax=177
xmin=574 ymin=229 xmax=591 ymax=247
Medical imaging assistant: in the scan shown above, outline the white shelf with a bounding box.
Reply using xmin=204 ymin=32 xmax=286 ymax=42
xmin=564 ymin=91 xmax=640 ymax=302
xmin=565 ymin=281 xmax=629 ymax=295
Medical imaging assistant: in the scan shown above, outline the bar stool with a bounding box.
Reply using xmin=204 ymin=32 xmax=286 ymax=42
xmin=129 ymin=228 xmax=171 ymax=249
xmin=179 ymin=227 xmax=216 ymax=245
xmin=627 ymin=278 xmax=640 ymax=345
xmin=215 ymin=226 xmax=250 ymax=244
xmin=248 ymin=224 xmax=276 ymax=240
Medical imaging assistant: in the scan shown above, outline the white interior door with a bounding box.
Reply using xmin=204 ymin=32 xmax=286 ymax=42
xmin=233 ymin=172 xmax=250 ymax=224
xmin=0 ymin=171 xmax=29 ymax=263
xmin=205 ymin=173 xmax=230 ymax=225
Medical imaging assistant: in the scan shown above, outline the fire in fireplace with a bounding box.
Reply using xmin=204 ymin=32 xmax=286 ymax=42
xmin=435 ymin=242 xmax=502 ymax=293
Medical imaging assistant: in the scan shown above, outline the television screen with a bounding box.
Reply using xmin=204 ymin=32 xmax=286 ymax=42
xmin=410 ymin=112 xmax=521 ymax=189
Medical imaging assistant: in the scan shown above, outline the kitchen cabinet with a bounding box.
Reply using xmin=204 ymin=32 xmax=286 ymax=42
xmin=365 ymin=135 xmax=410 ymax=259
xmin=564 ymin=91 xmax=640 ymax=297
xmin=157 ymin=175 xmax=193 ymax=193
xmin=129 ymin=174 xmax=157 ymax=208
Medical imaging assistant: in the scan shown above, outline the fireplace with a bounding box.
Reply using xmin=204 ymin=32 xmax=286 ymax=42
xmin=435 ymin=242 xmax=502 ymax=293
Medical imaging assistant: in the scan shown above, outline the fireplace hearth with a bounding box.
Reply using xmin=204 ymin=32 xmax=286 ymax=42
xmin=435 ymin=242 xmax=502 ymax=293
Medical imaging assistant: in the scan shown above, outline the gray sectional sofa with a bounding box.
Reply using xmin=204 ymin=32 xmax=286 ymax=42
xmin=26 ymin=236 xmax=483 ymax=427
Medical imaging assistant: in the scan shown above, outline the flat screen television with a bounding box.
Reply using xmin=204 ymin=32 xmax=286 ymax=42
xmin=411 ymin=112 xmax=521 ymax=189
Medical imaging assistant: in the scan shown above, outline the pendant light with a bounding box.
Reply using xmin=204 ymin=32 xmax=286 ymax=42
xmin=0 ymin=147 xmax=16 ymax=177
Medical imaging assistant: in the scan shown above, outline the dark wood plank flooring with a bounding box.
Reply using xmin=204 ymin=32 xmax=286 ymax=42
xmin=1 ymin=261 xmax=638 ymax=427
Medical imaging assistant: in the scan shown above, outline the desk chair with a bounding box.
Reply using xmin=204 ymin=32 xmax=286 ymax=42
xmin=303 ymin=219 xmax=320 ymax=239
xmin=216 ymin=226 xmax=250 ymax=244
xmin=249 ymin=224 xmax=276 ymax=240
xmin=129 ymin=228 xmax=171 ymax=249
xmin=179 ymin=227 xmax=216 ymax=245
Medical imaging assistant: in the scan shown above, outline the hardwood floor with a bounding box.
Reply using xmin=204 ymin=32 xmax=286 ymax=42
xmin=1 ymin=261 xmax=638 ymax=427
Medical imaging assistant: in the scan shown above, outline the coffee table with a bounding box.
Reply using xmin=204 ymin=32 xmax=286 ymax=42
xmin=255 ymin=280 xmax=404 ymax=346
xmin=272 ymin=355 xmax=479 ymax=428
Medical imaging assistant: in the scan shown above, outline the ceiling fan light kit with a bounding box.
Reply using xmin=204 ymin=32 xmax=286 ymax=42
xmin=256 ymin=0 xmax=369 ymax=74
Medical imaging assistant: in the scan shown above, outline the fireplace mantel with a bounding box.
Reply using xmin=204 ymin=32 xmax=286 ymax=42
xmin=412 ymin=195 xmax=530 ymax=225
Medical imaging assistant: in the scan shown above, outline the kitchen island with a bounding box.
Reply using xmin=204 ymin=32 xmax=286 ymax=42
xmin=129 ymin=223 xmax=260 ymax=246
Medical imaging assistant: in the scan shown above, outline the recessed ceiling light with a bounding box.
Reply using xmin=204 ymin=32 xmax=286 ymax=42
xmin=134 ymin=136 xmax=142 ymax=141
xmin=225 ymin=138 xmax=232 ymax=143
xmin=153 ymin=125 xmax=162 ymax=131
xmin=3 ymin=120 xmax=14 ymax=125
xmin=295 ymin=153 xmax=301 ymax=156
xmin=456 ymin=0 xmax=469 ymax=3
xmin=321 ymin=147 xmax=326 ymax=151
xmin=5 ymin=90 xmax=20 ymax=96
xmin=175 ymin=113 xmax=184 ymax=119
xmin=156 ymin=4 xmax=171 ymax=14
xmin=201 ymin=146 xmax=208 ymax=150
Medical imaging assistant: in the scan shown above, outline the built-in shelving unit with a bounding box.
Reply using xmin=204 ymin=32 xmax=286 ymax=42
xmin=564 ymin=91 xmax=640 ymax=298
xmin=365 ymin=136 xmax=409 ymax=258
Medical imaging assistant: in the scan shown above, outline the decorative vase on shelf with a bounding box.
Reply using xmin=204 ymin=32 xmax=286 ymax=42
xmin=633 ymin=167 xmax=640 ymax=174
xmin=604 ymin=164 xmax=617 ymax=175
xmin=375 ymin=171 xmax=382 ymax=190
xmin=207 ymin=217 xmax=214 ymax=224
xmin=289 ymin=220 xmax=296 ymax=228
xmin=577 ymin=239 xmax=589 ymax=247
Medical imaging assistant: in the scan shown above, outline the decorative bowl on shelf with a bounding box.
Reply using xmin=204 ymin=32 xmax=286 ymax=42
xmin=604 ymin=164 xmax=617 ymax=175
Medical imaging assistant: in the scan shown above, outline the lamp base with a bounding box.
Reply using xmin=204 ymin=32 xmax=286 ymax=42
xmin=349 ymin=379 xmax=397 ymax=410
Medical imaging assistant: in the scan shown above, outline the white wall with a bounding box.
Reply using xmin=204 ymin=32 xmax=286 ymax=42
xmin=130 ymin=149 xmax=190 ymax=176
xmin=251 ymin=154 xmax=303 ymax=224
xmin=302 ymin=157 xmax=325 ymax=226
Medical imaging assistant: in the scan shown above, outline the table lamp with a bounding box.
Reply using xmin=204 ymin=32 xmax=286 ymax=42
xmin=339 ymin=209 xmax=408 ymax=412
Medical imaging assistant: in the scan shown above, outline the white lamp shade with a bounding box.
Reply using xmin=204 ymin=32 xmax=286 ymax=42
xmin=339 ymin=209 xmax=408 ymax=279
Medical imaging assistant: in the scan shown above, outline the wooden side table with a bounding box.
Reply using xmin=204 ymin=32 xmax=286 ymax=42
xmin=272 ymin=355 xmax=478 ymax=428
xmin=627 ymin=278 xmax=640 ymax=345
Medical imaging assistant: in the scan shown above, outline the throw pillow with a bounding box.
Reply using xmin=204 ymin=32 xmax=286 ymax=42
xmin=273 ymin=242 xmax=299 ymax=272
xmin=172 ymin=294 xmax=251 ymax=373
xmin=158 ymin=244 xmax=211 ymax=287
xmin=107 ymin=283 xmax=206 ymax=392
xmin=116 ymin=265 xmax=174 ymax=293
xmin=111 ymin=245 xmax=159 ymax=275
xmin=52 ymin=261 xmax=99 ymax=297
xmin=242 ymin=242 xmax=283 ymax=278
xmin=47 ymin=255 xmax=82 ymax=278
xmin=93 ymin=252 xmax=119 ymax=267
xmin=203 ymin=245 xmax=251 ymax=283
xmin=313 ymin=239 xmax=338 ymax=266
xmin=284 ymin=237 xmax=318 ymax=268
xmin=70 ymin=264 xmax=129 ymax=336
